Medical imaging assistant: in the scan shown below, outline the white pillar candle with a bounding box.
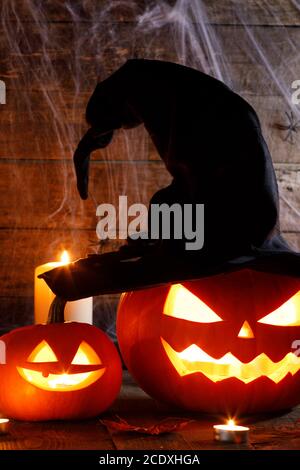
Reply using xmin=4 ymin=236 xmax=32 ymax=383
xmin=34 ymin=251 xmax=93 ymax=324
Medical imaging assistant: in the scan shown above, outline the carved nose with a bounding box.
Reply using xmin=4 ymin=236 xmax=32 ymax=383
xmin=238 ymin=321 xmax=255 ymax=339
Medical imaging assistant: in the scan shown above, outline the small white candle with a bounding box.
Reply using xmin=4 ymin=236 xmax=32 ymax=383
xmin=34 ymin=251 xmax=93 ymax=324
xmin=213 ymin=419 xmax=249 ymax=443
xmin=0 ymin=418 xmax=10 ymax=435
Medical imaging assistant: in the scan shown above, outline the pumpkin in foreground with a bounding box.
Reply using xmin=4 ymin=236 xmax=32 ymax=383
xmin=117 ymin=269 xmax=300 ymax=415
xmin=0 ymin=308 xmax=122 ymax=421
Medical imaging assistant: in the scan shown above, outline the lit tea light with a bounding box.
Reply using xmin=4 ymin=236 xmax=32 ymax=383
xmin=213 ymin=419 xmax=249 ymax=443
xmin=34 ymin=250 xmax=93 ymax=324
xmin=0 ymin=418 xmax=10 ymax=435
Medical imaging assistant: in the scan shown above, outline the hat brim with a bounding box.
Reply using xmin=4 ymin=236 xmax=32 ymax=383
xmin=39 ymin=242 xmax=300 ymax=301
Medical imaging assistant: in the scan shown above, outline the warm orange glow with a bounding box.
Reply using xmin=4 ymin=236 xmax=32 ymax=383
xmin=238 ymin=321 xmax=255 ymax=339
xmin=214 ymin=420 xmax=249 ymax=431
xmin=164 ymin=285 xmax=300 ymax=327
xmin=17 ymin=341 xmax=105 ymax=391
xmin=161 ymin=338 xmax=300 ymax=384
xmin=17 ymin=368 xmax=105 ymax=391
xmin=258 ymin=291 xmax=300 ymax=326
xmin=27 ymin=341 xmax=58 ymax=363
xmin=60 ymin=250 xmax=70 ymax=264
xmin=164 ymin=284 xmax=222 ymax=323
xmin=71 ymin=341 xmax=102 ymax=365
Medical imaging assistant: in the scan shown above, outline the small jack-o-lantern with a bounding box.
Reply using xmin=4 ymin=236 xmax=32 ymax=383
xmin=117 ymin=269 xmax=300 ymax=415
xmin=0 ymin=299 xmax=122 ymax=421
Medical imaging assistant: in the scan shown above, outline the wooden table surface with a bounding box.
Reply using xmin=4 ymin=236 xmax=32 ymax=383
xmin=1 ymin=371 xmax=300 ymax=450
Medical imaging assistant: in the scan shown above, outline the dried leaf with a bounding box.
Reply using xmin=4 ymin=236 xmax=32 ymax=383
xmin=100 ymin=416 xmax=192 ymax=435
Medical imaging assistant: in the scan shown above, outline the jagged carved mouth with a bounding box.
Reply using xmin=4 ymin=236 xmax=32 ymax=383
xmin=161 ymin=338 xmax=300 ymax=384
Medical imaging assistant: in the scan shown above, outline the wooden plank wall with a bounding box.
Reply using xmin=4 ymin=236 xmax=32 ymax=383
xmin=0 ymin=0 xmax=300 ymax=328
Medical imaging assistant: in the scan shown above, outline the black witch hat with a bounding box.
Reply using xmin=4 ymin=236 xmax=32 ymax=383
xmin=40 ymin=59 xmax=300 ymax=301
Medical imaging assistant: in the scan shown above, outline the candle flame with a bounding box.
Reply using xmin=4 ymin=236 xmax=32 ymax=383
xmin=60 ymin=250 xmax=70 ymax=264
xmin=227 ymin=419 xmax=236 ymax=428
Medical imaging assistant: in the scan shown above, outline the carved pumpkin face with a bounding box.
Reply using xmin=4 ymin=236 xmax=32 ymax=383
xmin=17 ymin=339 xmax=105 ymax=392
xmin=117 ymin=269 xmax=300 ymax=415
xmin=0 ymin=322 xmax=122 ymax=421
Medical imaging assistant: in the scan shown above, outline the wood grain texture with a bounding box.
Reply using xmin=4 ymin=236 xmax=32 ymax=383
xmin=0 ymin=371 xmax=300 ymax=450
xmin=0 ymin=161 xmax=299 ymax=231
xmin=0 ymin=228 xmax=98 ymax=297
xmin=1 ymin=20 xmax=300 ymax=163
xmin=0 ymin=226 xmax=121 ymax=329
xmin=0 ymin=105 xmax=151 ymax=161
xmin=1 ymin=1 xmax=300 ymax=25
xmin=0 ymin=293 xmax=121 ymax=334
xmin=247 ymin=97 xmax=300 ymax=165
xmin=2 ymin=24 xmax=300 ymax=94
xmin=1 ymin=0 xmax=300 ymax=329
xmin=0 ymin=296 xmax=33 ymax=327
xmin=0 ymin=0 xmax=150 ymax=23
xmin=276 ymin=164 xmax=300 ymax=233
xmin=1 ymin=96 xmax=300 ymax=163
xmin=0 ymin=161 xmax=171 ymax=228
xmin=0 ymin=227 xmax=298 ymax=325
xmin=285 ymin=232 xmax=300 ymax=251
xmin=0 ymin=228 xmax=126 ymax=296
xmin=0 ymin=420 xmax=115 ymax=450
xmin=203 ymin=0 xmax=300 ymax=26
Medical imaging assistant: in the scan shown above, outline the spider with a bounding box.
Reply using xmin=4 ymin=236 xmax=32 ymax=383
xmin=275 ymin=110 xmax=300 ymax=144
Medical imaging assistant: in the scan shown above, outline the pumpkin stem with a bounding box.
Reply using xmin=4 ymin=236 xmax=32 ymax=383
xmin=47 ymin=296 xmax=67 ymax=324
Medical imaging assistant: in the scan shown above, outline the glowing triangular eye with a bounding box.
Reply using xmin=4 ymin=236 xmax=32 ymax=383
xmin=27 ymin=341 xmax=58 ymax=363
xmin=71 ymin=341 xmax=101 ymax=365
xmin=164 ymin=284 xmax=222 ymax=323
xmin=258 ymin=291 xmax=300 ymax=326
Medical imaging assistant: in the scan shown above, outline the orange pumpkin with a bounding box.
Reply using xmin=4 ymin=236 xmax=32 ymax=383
xmin=117 ymin=269 xmax=300 ymax=415
xmin=0 ymin=300 xmax=122 ymax=421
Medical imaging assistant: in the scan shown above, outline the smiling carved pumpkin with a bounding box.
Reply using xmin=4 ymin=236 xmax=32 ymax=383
xmin=117 ymin=269 xmax=300 ymax=415
xmin=0 ymin=309 xmax=122 ymax=421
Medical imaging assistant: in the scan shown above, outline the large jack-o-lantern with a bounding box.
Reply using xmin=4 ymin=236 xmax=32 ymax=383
xmin=117 ymin=269 xmax=300 ymax=415
xmin=0 ymin=299 xmax=122 ymax=421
